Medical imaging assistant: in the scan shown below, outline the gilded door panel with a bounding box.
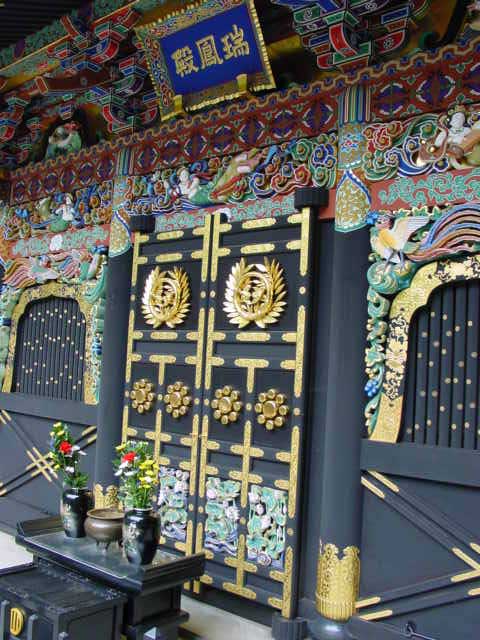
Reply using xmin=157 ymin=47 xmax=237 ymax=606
xmin=123 ymin=220 xmax=211 ymax=557
xmin=194 ymin=211 xmax=314 ymax=617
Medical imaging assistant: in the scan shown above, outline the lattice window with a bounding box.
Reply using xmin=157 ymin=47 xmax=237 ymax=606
xmin=401 ymin=280 xmax=480 ymax=449
xmin=12 ymin=296 xmax=86 ymax=401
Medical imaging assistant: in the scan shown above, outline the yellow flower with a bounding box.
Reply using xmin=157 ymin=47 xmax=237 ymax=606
xmin=115 ymin=444 xmax=126 ymax=451
xmin=53 ymin=422 xmax=62 ymax=427
xmin=54 ymin=464 xmax=60 ymax=470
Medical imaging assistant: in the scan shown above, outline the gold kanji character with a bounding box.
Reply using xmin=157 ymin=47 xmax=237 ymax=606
xmin=196 ymin=35 xmax=223 ymax=69
xmin=221 ymin=24 xmax=250 ymax=59
xmin=171 ymin=46 xmax=199 ymax=77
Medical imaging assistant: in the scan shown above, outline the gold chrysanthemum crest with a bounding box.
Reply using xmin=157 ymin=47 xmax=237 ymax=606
xmin=142 ymin=266 xmax=191 ymax=328
xmin=223 ymin=257 xmax=287 ymax=329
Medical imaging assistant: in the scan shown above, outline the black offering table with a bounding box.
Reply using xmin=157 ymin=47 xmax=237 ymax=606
xmin=13 ymin=517 xmax=205 ymax=640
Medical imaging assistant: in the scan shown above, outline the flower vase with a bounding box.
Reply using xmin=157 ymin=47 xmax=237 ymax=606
xmin=61 ymin=487 xmax=93 ymax=538
xmin=123 ymin=508 xmax=159 ymax=565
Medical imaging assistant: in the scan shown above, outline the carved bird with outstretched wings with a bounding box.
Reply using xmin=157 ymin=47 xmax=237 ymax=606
xmin=371 ymin=215 xmax=430 ymax=265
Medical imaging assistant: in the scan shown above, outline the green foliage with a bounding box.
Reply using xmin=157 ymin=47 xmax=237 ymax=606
xmin=114 ymin=440 xmax=159 ymax=509
xmin=48 ymin=421 xmax=88 ymax=488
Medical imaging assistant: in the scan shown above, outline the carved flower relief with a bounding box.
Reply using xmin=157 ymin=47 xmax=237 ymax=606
xmin=158 ymin=467 xmax=189 ymax=542
xmin=246 ymin=485 xmax=287 ymax=568
xmin=385 ymin=338 xmax=407 ymax=372
xmin=383 ymin=317 xmax=409 ymax=401
xmin=204 ymin=477 xmax=241 ymax=556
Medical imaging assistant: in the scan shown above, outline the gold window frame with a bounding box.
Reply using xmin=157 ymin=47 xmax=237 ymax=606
xmin=370 ymin=255 xmax=480 ymax=444
xmin=2 ymin=282 xmax=96 ymax=405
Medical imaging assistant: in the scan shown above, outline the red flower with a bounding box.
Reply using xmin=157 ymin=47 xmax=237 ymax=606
xmin=122 ymin=452 xmax=136 ymax=464
xmin=59 ymin=441 xmax=72 ymax=455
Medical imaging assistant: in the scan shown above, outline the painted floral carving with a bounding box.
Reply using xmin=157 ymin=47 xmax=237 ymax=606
xmin=157 ymin=467 xmax=189 ymax=542
xmin=246 ymin=485 xmax=287 ymax=568
xmin=204 ymin=477 xmax=241 ymax=556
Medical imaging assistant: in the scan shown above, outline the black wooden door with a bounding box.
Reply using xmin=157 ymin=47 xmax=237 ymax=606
xmin=123 ymin=210 xmax=316 ymax=619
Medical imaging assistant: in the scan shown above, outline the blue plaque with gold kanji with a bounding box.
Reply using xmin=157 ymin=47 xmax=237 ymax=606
xmin=136 ymin=0 xmax=275 ymax=120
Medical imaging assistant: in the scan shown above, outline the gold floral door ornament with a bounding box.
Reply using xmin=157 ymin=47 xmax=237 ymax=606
xmin=255 ymin=389 xmax=289 ymax=430
xmin=164 ymin=381 xmax=192 ymax=419
xmin=211 ymin=386 xmax=243 ymax=424
xmin=130 ymin=379 xmax=156 ymax=413
xmin=223 ymin=257 xmax=287 ymax=328
xmin=142 ymin=266 xmax=191 ymax=328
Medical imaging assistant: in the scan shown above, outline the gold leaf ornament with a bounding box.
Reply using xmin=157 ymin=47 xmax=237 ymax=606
xmin=223 ymin=258 xmax=287 ymax=329
xmin=142 ymin=266 xmax=191 ymax=328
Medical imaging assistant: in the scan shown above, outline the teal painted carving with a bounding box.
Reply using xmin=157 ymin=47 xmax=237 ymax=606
xmin=205 ymin=477 xmax=241 ymax=556
xmin=378 ymin=168 xmax=480 ymax=208
xmin=246 ymin=485 xmax=287 ymax=568
xmin=157 ymin=467 xmax=189 ymax=542
xmin=365 ymin=203 xmax=480 ymax=434
xmin=154 ymin=193 xmax=297 ymax=232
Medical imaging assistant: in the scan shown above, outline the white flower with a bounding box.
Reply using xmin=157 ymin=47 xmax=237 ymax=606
xmin=114 ymin=469 xmax=123 ymax=477
xmin=206 ymin=488 xmax=217 ymax=500
xmin=225 ymin=506 xmax=239 ymax=521
xmin=143 ymin=476 xmax=154 ymax=484
xmin=255 ymin=504 xmax=265 ymax=515
xmin=260 ymin=515 xmax=272 ymax=530
xmin=65 ymin=466 xmax=75 ymax=473
xmin=49 ymin=234 xmax=63 ymax=252
xmin=124 ymin=471 xmax=136 ymax=477
xmin=78 ymin=450 xmax=86 ymax=456
xmin=248 ymin=491 xmax=259 ymax=504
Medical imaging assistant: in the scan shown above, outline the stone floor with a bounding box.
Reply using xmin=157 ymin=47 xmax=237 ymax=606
xmin=0 ymin=531 xmax=272 ymax=640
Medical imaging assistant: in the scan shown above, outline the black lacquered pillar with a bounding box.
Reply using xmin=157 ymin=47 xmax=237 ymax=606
xmin=309 ymin=222 xmax=370 ymax=639
xmin=93 ymin=173 xmax=134 ymax=508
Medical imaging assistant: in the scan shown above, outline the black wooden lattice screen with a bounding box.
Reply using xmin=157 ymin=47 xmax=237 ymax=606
xmin=12 ymin=296 xmax=86 ymax=401
xmin=401 ymin=280 xmax=480 ymax=448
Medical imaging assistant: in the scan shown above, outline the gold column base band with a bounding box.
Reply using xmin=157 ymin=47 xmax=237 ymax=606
xmin=315 ymin=542 xmax=360 ymax=622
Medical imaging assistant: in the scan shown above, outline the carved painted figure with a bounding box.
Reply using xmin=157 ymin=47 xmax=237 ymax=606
xmin=45 ymin=122 xmax=82 ymax=160
xmin=418 ymin=107 xmax=480 ymax=168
